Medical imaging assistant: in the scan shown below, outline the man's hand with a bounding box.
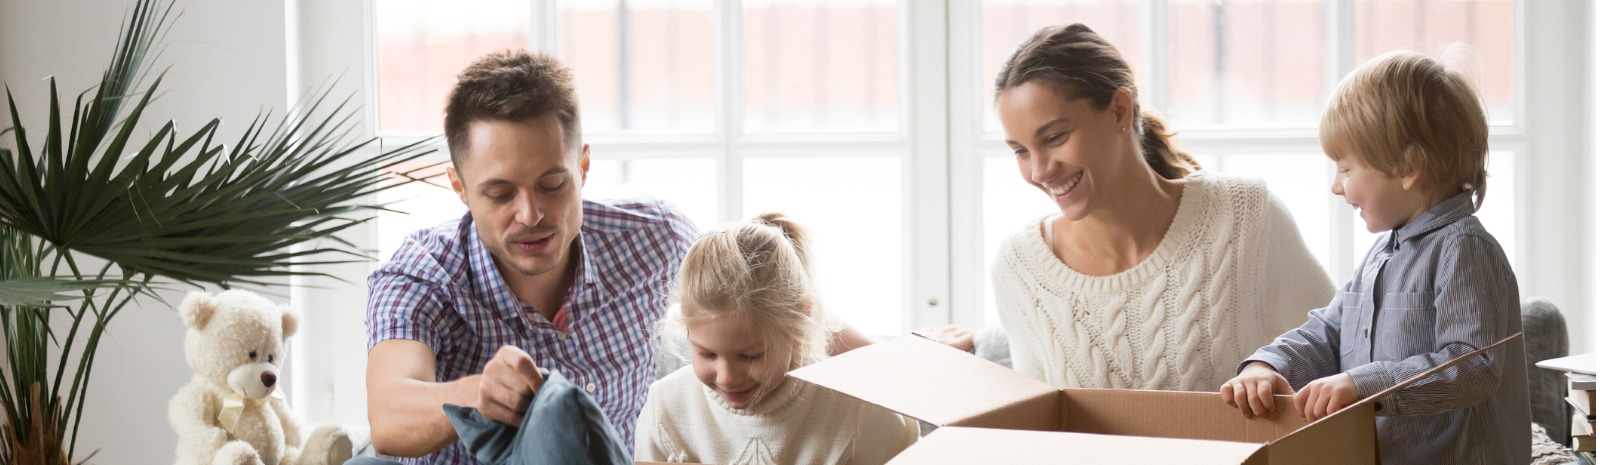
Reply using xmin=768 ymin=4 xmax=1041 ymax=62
xmin=477 ymin=345 xmax=543 ymax=426
xmin=1294 ymin=372 xmax=1358 ymax=422
xmin=1221 ymin=361 xmax=1293 ymax=418
xmin=917 ymin=325 xmax=975 ymax=353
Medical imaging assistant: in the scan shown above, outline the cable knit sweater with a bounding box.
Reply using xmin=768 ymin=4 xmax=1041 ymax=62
xmin=991 ymin=171 xmax=1335 ymax=392
xmin=634 ymin=366 xmax=918 ymax=465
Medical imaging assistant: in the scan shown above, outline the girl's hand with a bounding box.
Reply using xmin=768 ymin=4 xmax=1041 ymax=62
xmin=1294 ymin=372 xmax=1358 ymax=422
xmin=1221 ymin=361 xmax=1293 ymax=418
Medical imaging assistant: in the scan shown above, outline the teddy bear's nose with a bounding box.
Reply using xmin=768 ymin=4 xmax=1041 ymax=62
xmin=261 ymin=372 xmax=277 ymax=388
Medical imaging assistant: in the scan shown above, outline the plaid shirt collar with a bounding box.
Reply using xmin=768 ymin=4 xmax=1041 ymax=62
xmin=462 ymin=214 xmax=599 ymax=322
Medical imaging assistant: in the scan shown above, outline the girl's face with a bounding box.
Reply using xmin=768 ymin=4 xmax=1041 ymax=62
xmin=687 ymin=312 xmax=788 ymax=409
xmin=997 ymin=81 xmax=1137 ymax=222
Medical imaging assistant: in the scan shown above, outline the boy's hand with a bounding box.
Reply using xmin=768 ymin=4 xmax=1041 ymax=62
xmin=1221 ymin=361 xmax=1293 ymax=418
xmin=1294 ymin=372 xmax=1357 ymax=422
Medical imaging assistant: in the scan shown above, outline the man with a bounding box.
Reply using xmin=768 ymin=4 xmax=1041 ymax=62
xmin=360 ymin=50 xmax=697 ymax=464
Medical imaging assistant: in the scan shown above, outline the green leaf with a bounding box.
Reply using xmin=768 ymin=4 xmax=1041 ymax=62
xmin=0 ymin=277 xmax=134 ymax=307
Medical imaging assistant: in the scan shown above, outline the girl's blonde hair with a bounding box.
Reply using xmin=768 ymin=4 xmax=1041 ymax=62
xmin=1320 ymin=48 xmax=1490 ymax=209
xmin=675 ymin=212 xmax=832 ymax=372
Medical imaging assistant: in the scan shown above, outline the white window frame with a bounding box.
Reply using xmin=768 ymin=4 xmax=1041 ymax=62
xmin=947 ymin=0 xmax=1585 ymax=332
xmin=290 ymin=0 xmax=1592 ymax=427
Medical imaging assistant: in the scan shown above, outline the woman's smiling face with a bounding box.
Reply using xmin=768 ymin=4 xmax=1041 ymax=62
xmin=998 ymin=81 xmax=1135 ymax=221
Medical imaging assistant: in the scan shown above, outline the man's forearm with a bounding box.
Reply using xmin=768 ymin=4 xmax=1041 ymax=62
xmin=368 ymin=374 xmax=480 ymax=457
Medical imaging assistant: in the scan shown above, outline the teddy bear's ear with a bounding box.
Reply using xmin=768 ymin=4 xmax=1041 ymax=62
xmin=280 ymin=305 xmax=299 ymax=339
xmin=178 ymin=292 xmax=217 ymax=330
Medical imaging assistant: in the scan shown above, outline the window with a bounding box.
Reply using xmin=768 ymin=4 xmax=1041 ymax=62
xmin=297 ymin=0 xmax=1570 ymax=427
xmin=371 ymin=0 xmax=918 ymax=337
xmin=954 ymin=0 xmax=1521 ymax=325
xmin=371 ymin=0 xmax=1528 ymax=346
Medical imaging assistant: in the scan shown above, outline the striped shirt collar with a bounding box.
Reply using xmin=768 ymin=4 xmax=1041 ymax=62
xmin=1387 ymin=191 xmax=1476 ymax=251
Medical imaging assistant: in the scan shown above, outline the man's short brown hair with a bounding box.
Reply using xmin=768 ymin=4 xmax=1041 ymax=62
xmin=444 ymin=50 xmax=581 ymax=166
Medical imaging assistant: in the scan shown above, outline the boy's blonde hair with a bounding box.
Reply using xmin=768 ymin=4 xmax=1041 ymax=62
xmin=675 ymin=212 xmax=832 ymax=373
xmin=1320 ymin=49 xmax=1489 ymax=209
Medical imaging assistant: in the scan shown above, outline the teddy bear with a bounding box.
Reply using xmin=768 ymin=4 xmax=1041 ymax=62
xmin=168 ymin=290 xmax=353 ymax=465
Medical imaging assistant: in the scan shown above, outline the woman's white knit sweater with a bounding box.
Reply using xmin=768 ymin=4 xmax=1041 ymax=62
xmin=634 ymin=366 xmax=918 ymax=465
xmin=991 ymin=171 xmax=1335 ymax=392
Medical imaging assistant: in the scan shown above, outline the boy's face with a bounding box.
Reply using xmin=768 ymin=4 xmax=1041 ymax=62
xmin=447 ymin=115 xmax=590 ymax=282
xmin=687 ymin=312 xmax=787 ymax=410
xmin=1329 ymin=148 xmax=1432 ymax=233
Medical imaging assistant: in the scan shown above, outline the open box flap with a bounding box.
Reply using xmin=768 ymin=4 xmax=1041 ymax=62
xmin=887 ymin=427 xmax=1267 ymax=465
xmin=789 ymin=335 xmax=1059 ymax=428
xmin=1272 ymin=332 xmax=1523 ymax=443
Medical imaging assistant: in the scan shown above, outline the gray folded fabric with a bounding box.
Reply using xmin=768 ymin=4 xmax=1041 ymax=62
xmin=443 ymin=370 xmax=631 ymax=465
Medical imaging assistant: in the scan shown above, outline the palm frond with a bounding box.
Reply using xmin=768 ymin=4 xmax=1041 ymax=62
xmin=1 ymin=0 xmax=441 ymax=462
xmin=0 ymin=278 xmax=134 ymax=308
xmin=1 ymin=59 xmax=438 ymax=287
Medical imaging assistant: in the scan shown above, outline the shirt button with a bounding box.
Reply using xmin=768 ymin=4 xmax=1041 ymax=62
xmin=585 ymin=383 xmax=596 ymax=393
xmin=557 ymin=333 xmax=568 ymax=341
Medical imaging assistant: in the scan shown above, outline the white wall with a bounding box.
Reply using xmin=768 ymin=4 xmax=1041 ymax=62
xmin=1524 ymin=0 xmax=1596 ymax=355
xmin=0 ymin=1 xmax=288 ymax=463
xmin=1591 ymin=0 xmax=1600 ymax=357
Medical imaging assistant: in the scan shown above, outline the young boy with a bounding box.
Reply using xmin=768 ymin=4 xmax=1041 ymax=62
xmin=1219 ymin=50 xmax=1530 ymax=465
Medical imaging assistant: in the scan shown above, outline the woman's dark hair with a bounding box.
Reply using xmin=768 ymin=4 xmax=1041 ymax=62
xmin=995 ymin=23 xmax=1200 ymax=179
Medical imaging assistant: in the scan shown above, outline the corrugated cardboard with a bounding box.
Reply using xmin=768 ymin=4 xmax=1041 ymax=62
xmin=790 ymin=332 xmax=1520 ymax=465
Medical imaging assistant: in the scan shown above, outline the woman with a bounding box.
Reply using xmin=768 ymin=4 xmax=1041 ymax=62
xmin=988 ymin=23 xmax=1334 ymax=391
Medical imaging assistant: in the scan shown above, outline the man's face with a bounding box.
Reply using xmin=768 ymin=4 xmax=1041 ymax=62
xmin=448 ymin=114 xmax=590 ymax=280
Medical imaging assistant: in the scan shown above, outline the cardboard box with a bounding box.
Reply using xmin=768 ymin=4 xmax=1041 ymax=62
xmin=790 ymin=332 xmax=1519 ymax=465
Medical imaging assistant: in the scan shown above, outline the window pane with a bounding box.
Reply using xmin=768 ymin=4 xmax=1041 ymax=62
xmin=375 ymin=0 xmax=530 ymax=135
xmin=743 ymin=157 xmax=904 ymax=335
xmin=1349 ymin=151 xmax=1515 ymax=271
xmin=742 ymin=0 xmax=900 ymax=133
xmin=1168 ymin=0 xmax=1325 ymax=128
xmin=583 ymin=158 xmax=720 ymax=231
xmin=980 ymin=154 xmax=1057 ymax=326
xmin=1353 ymin=0 xmax=1515 ymax=124
xmin=1477 ymin=151 xmax=1516 ymax=266
xmin=559 ymin=0 xmax=717 ymax=133
xmin=980 ymin=0 xmax=1141 ymax=133
xmin=377 ymin=168 xmax=466 ymax=262
xmin=1216 ymin=154 xmax=1333 ymax=273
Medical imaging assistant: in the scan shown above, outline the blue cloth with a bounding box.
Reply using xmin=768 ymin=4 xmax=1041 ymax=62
xmin=443 ymin=370 xmax=631 ymax=465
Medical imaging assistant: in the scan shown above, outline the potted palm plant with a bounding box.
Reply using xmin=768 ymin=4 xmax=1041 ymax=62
xmin=0 ymin=1 xmax=437 ymax=463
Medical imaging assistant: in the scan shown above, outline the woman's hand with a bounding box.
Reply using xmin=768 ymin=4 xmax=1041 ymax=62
xmin=916 ymin=325 xmax=975 ymax=353
xmin=1221 ymin=361 xmax=1293 ymax=418
xmin=1294 ymin=372 xmax=1357 ymax=422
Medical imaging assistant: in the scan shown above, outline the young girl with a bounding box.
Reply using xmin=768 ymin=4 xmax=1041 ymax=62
xmin=634 ymin=213 xmax=919 ymax=465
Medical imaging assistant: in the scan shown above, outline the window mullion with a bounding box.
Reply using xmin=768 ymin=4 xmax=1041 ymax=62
xmin=1326 ymin=0 xmax=1355 ymax=280
xmin=717 ymin=0 xmax=743 ymax=223
xmin=1141 ymin=0 xmax=1169 ymax=112
xmin=906 ymin=0 xmax=952 ymax=330
xmin=532 ymin=0 xmax=556 ymax=54
xmin=946 ymin=0 xmax=986 ymax=329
